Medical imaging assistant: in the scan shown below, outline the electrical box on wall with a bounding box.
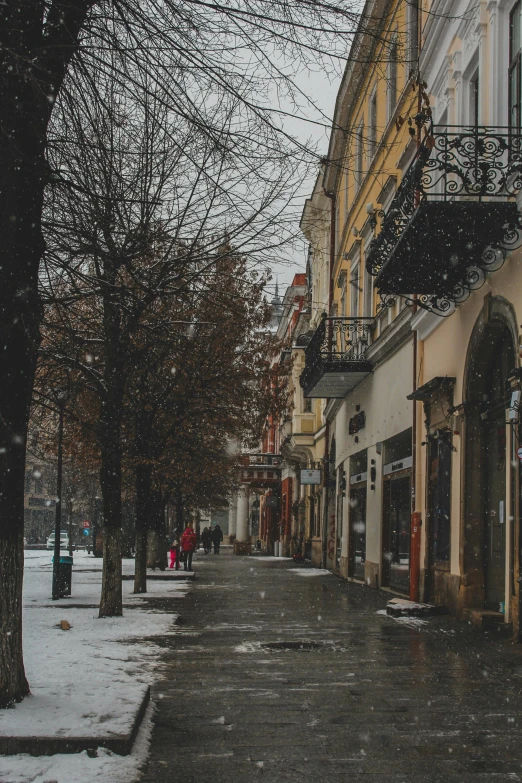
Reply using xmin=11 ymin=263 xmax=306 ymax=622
xmin=509 ymin=390 xmax=521 ymax=422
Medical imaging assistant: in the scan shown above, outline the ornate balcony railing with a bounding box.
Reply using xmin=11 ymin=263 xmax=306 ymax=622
xmin=366 ymin=126 xmax=522 ymax=315
xmin=241 ymin=453 xmax=283 ymax=468
xmin=300 ymin=316 xmax=374 ymax=398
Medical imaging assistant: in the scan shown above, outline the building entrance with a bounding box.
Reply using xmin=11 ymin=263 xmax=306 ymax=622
xmin=464 ymin=311 xmax=515 ymax=614
xmin=382 ymin=473 xmax=411 ymax=593
xmin=382 ymin=429 xmax=412 ymax=593
xmin=484 ymin=407 xmax=506 ymax=609
xmin=349 ymin=449 xmax=367 ymax=581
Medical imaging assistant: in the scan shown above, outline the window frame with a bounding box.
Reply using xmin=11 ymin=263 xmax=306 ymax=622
xmin=510 ymin=0 xmax=521 ymax=130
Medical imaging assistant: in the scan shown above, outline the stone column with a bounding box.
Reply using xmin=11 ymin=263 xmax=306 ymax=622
xmin=236 ymin=486 xmax=250 ymax=543
xmin=228 ymin=496 xmax=238 ymax=540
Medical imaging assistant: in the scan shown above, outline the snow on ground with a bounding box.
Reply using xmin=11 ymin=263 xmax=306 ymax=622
xmin=1 ymin=705 xmax=154 ymax=783
xmin=251 ymin=556 xmax=292 ymax=561
xmin=0 ymin=551 xmax=191 ymax=783
xmin=290 ymin=567 xmax=332 ymax=577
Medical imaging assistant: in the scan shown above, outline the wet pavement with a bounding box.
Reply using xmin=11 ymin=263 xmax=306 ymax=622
xmin=139 ymin=550 xmax=522 ymax=782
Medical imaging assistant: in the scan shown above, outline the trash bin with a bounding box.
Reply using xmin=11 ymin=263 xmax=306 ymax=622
xmin=53 ymin=555 xmax=73 ymax=597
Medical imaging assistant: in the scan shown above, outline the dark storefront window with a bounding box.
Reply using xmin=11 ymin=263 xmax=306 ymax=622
xmin=428 ymin=430 xmax=452 ymax=563
xmin=382 ymin=429 xmax=412 ymax=593
xmin=349 ymin=450 xmax=367 ymax=580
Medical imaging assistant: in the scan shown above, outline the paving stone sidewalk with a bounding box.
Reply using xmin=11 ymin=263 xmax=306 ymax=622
xmin=139 ymin=551 xmax=522 ymax=782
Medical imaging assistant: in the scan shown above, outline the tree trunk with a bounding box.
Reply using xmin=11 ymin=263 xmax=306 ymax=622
xmin=98 ymin=271 xmax=126 ymax=617
xmin=0 ymin=88 xmax=45 ymax=710
xmin=147 ymin=491 xmax=167 ymax=570
xmin=175 ymin=489 xmax=184 ymax=536
xmin=134 ymin=463 xmax=152 ymax=594
xmin=0 ymin=2 xmax=97 ymax=703
xmin=98 ymin=404 xmax=124 ymax=616
xmin=99 ymin=525 xmax=122 ymax=617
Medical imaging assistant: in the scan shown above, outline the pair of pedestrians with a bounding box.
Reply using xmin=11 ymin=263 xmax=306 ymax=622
xmin=201 ymin=525 xmax=223 ymax=555
xmin=168 ymin=524 xmax=197 ymax=571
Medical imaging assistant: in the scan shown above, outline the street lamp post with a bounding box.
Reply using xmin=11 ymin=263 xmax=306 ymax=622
xmin=52 ymin=393 xmax=66 ymax=600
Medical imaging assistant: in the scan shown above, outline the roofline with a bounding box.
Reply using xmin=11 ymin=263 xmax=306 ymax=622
xmin=322 ymin=0 xmax=391 ymax=195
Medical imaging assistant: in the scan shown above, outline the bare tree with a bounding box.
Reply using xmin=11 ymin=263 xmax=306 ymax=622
xmin=0 ymin=0 xmax=359 ymax=708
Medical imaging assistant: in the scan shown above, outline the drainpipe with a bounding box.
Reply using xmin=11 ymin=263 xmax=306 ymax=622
xmin=321 ymin=188 xmax=336 ymax=569
xmin=409 ymin=0 xmax=422 ymax=602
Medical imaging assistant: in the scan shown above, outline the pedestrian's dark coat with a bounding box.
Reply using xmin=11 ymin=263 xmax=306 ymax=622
xmin=211 ymin=525 xmax=223 ymax=543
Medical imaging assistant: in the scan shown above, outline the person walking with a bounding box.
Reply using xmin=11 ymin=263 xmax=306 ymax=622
xmin=201 ymin=526 xmax=211 ymax=554
xmin=211 ymin=524 xmax=223 ymax=554
xmin=168 ymin=538 xmax=179 ymax=569
xmin=180 ymin=523 xmax=197 ymax=571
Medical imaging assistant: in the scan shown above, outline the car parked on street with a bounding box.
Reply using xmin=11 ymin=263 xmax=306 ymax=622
xmin=46 ymin=531 xmax=70 ymax=551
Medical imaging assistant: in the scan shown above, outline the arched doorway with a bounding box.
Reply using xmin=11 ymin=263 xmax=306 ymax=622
xmin=464 ymin=302 xmax=516 ymax=613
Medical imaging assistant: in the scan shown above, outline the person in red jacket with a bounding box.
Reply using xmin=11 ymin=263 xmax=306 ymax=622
xmin=180 ymin=524 xmax=197 ymax=571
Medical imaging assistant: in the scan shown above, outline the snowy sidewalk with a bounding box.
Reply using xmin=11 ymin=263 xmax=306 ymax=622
xmin=1 ymin=551 xmax=193 ymax=782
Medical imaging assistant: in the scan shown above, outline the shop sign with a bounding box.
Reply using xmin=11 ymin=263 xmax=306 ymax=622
xmin=349 ymin=411 xmax=366 ymax=435
xmin=383 ymin=455 xmax=413 ymax=475
xmin=517 ymin=447 xmax=522 ymax=462
xmin=350 ymin=471 xmax=368 ymax=485
xmin=300 ymin=469 xmax=321 ymax=485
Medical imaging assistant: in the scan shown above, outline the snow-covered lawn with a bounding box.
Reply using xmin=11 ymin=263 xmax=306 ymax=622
xmin=1 ymin=551 xmax=191 ymax=783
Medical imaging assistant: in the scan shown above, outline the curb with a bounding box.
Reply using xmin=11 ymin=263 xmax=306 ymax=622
xmin=0 ymin=686 xmax=150 ymax=757
xmin=122 ymin=572 xmax=195 ymax=581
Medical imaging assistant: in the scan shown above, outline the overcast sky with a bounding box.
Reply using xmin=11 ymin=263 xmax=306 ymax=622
xmin=265 ymin=64 xmax=344 ymax=299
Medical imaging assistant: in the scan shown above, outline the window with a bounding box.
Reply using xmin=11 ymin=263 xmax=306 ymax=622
xmin=363 ymin=258 xmax=373 ymax=317
xmin=407 ymin=0 xmax=419 ymax=75
xmin=344 ymin=163 xmax=350 ymax=218
xmin=387 ymin=38 xmax=398 ymax=121
xmin=354 ymin=122 xmax=364 ymax=190
xmin=350 ymin=259 xmax=360 ymax=317
xmin=24 ymin=472 xmax=32 ymax=494
xmin=340 ymin=273 xmax=347 ymax=317
xmin=510 ymin=1 xmax=521 ymax=130
xmin=470 ymin=69 xmax=479 ymax=126
xmin=368 ymin=88 xmax=378 ymax=158
xmin=303 ymin=397 xmax=313 ymax=413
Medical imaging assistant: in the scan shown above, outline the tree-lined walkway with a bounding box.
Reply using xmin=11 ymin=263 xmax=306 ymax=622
xmin=140 ymin=551 xmax=522 ymax=782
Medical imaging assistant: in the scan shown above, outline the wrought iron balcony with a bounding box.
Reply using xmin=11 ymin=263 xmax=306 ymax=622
xmin=242 ymin=453 xmax=283 ymax=467
xmin=300 ymin=316 xmax=373 ymax=398
xmin=366 ymin=126 xmax=522 ymax=315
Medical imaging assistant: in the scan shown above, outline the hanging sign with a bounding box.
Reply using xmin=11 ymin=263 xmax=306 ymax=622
xmin=349 ymin=411 xmax=366 ymax=435
xmin=383 ymin=455 xmax=413 ymax=475
xmin=300 ymin=469 xmax=321 ymax=485
xmin=517 ymin=447 xmax=522 ymax=462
